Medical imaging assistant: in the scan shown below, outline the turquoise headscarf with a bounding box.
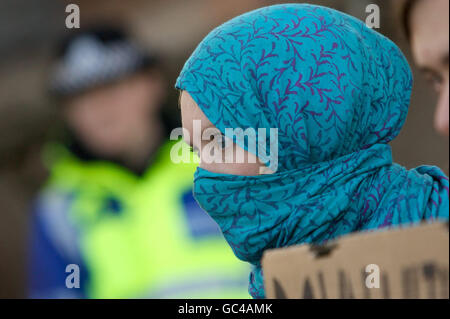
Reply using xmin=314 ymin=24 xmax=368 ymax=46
xmin=175 ymin=4 xmax=449 ymax=298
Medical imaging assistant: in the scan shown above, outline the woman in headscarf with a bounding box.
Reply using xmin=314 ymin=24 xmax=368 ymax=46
xmin=175 ymin=4 xmax=449 ymax=298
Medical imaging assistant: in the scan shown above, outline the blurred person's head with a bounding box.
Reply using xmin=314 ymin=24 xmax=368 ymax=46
xmin=49 ymin=27 xmax=166 ymax=171
xmin=403 ymin=0 xmax=449 ymax=137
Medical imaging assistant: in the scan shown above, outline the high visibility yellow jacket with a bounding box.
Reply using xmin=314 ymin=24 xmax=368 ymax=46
xmin=29 ymin=140 xmax=250 ymax=298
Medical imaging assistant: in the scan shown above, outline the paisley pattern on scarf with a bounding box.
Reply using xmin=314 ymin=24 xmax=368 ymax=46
xmin=175 ymin=4 xmax=449 ymax=298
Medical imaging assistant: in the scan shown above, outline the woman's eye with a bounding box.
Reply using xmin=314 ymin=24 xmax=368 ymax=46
xmin=216 ymin=133 xmax=227 ymax=149
xmin=189 ymin=145 xmax=200 ymax=156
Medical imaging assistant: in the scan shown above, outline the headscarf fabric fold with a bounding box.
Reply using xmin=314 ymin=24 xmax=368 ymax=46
xmin=175 ymin=4 xmax=449 ymax=298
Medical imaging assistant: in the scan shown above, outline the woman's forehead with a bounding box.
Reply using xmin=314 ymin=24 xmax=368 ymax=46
xmin=180 ymin=91 xmax=197 ymax=112
xmin=181 ymin=91 xmax=214 ymax=127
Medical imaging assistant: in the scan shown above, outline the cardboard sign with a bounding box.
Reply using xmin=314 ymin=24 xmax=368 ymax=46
xmin=262 ymin=222 xmax=449 ymax=299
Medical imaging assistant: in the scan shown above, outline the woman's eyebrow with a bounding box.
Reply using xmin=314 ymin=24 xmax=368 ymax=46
xmin=177 ymin=93 xmax=182 ymax=110
xmin=182 ymin=131 xmax=194 ymax=147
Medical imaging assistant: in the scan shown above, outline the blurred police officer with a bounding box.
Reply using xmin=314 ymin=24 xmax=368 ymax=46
xmin=29 ymin=27 xmax=249 ymax=298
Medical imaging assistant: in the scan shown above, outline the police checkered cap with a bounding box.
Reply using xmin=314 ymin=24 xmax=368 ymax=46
xmin=49 ymin=29 xmax=153 ymax=97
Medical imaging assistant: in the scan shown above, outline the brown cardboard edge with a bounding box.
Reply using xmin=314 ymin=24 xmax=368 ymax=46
xmin=261 ymin=221 xmax=449 ymax=267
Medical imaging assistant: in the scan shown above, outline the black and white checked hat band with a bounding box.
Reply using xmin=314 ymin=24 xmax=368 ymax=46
xmin=50 ymin=35 xmax=150 ymax=97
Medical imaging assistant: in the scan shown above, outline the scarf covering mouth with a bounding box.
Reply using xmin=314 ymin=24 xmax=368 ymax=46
xmin=175 ymin=4 xmax=449 ymax=298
